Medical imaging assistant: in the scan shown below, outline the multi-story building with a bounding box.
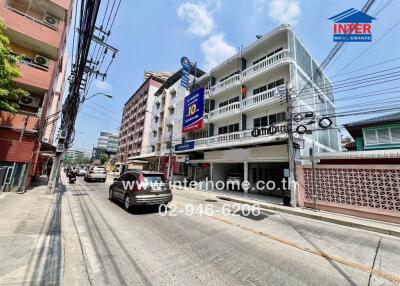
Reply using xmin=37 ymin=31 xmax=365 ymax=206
xmin=92 ymin=131 xmax=119 ymax=161
xmin=141 ymin=68 xmax=205 ymax=175
xmin=117 ymin=76 xmax=165 ymax=167
xmin=169 ymin=25 xmax=340 ymax=196
xmin=66 ymin=149 xmax=84 ymax=162
xmin=0 ymin=0 xmax=72 ymax=191
xmin=144 ymin=70 xmax=173 ymax=82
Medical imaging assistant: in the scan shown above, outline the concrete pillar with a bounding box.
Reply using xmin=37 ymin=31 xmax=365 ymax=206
xmin=243 ymin=161 xmax=248 ymax=193
xmin=210 ymin=162 xmax=214 ymax=181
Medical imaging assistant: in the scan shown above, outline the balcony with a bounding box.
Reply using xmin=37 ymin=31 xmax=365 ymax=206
xmin=208 ymin=102 xmax=240 ymax=122
xmin=16 ymin=59 xmax=55 ymax=91
xmin=242 ymin=49 xmax=290 ymax=81
xmin=0 ymin=111 xmax=39 ymax=132
xmin=210 ymin=74 xmax=240 ymax=95
xmin=176 ymin=123 xmax=287 ymax=153
xmin=0 ymin=3 xmax=65 ymax=59
xmin=241 ymin=85 xmax=285 ymax=112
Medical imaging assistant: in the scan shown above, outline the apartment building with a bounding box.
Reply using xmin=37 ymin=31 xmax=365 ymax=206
xmin=66 ymin=149 xmax=84 ymax=162
xmin=170 ymin=25 xmax=340 ymax=195
xmin=92 ymin=131 xmax=119 ymax=161
xmin=0 ymin=0 xmax=72 ymax=191
xmin=138 ymin=68 xmax=205 ymax=176
xmin=117 ymin=76 xmax=165 ymax=167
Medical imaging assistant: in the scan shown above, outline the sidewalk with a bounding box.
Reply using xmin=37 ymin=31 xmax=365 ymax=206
xmin=174 ymin=186 xmax=400 ymax=238
xmin=0 ymin=177 xmax=90 ymax=285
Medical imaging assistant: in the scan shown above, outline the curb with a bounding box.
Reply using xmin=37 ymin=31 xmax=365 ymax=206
xmin=216 ymin=196 xmax=400 ymax=238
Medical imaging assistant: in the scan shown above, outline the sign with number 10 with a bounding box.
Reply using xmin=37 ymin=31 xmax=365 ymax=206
xmin=182 ymin=88 xmax=205 ymax=133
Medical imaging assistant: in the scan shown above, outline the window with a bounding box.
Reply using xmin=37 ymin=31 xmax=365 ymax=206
xmin=154 ymin=116 xmax=159 ymax=123
xmin=269 ymin=114 xmax=277 ymax=125
xmin=171 ymin=91 xmax=176 ymax=98
xmin=153 ymin=131 xmax=157 ymax=137
xmin=267 ymin=78 xmax=284 ymax=90
xmin=218 ymin=123 xmax=239 ymax=134
xmin=267 ymin=47 xmax=283 ymax=57
xmin=276 ymin=112 xmax=286 ymax=123
xmin=219 ymin=96 xmax=240 ymax=107
xmin=253 ymin=85 xmax=267 ymax=95
xmin=253 ymin=56 xmax=266 ymax=65
xmin=151 ymin=145 xmax=155 ymax=152
xmin=364 ymin=126 xmax=400 ymax=146
xmin=169 ymin=107 xmax=175 ymax=115
xmin=254 ymin=116 xmax=269 ymax=128
xmin=166 ymin=141 xmax=172 ymax=149
xmin=168 ymin=125 xmax=173 ymax=132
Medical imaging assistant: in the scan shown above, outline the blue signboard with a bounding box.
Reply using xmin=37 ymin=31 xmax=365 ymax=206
xmin=180 ymin=56 xmax=192 ymax=89
xmin=175 ymin=141 xmax=195 ymax=152
xmin=182 ymin=88 xmax=205 ymax=133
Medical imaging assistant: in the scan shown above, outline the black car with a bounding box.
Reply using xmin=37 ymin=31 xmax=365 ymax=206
xmin=109 ymin=170 xmax=172 ymax=211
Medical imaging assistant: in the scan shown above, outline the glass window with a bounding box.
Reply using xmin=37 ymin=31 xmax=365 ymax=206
xmin=276 ymin=112 xmax=286 ymax=123
xmin=364 ymin=129 xmax=378 ymax=145
xmin=269 ymin=114 xmax=277 ymax=125
xmin=377 ymin=128 xmax=390 ymax=144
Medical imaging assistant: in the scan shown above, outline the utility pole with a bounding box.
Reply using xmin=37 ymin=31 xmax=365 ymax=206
xmin=166 ymin=130 xmax=173 ymax=179
xmin=286 ymin=82 xmax=297 ymax=207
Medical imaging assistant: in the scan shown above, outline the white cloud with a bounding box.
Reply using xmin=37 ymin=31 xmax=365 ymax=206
xmin=94 ymin=79 xmax=112 ymax=91
xmin=178 ymin=2 xmax=215 ymax=37
xmin=253 ymin=0 xmax=301 ymax=25
xmin=201 ymin=34 xmax=237 ymax=71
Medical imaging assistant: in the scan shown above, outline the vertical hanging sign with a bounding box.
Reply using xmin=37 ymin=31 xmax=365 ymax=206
xmin=182 ymin=88 xmax=205 ymax=133
xmin=180 ymin=56 xmax=192 ymax=90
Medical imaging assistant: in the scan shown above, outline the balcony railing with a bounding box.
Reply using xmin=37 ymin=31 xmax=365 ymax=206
xmin=210 ymin=74 xmax=240 ymax=94
xmin=177 ymin=123 xmax=287 ymax=152
xmin=242 ymin=85 xmax=284 ymax=110
xmin=242 ymin=49 xmax=290 ymax=79
xmin=5 ymin=4 xmax=60 ymax=31
xmin=209 ymin=102 xmax=240 ymax=120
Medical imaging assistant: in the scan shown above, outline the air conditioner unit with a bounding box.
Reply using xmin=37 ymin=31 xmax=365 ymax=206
xmin=34 ymin=54 xmax=51 ymax=68
xmin=43 ymin=14 xmax=60 ymax=30
xmin=58 ymin=130 xmax=67 ymax=139
xmin=18 ymin=96 xmax=41 ymax=108
xmin=56 ymin=143 xmax=64 ymax=153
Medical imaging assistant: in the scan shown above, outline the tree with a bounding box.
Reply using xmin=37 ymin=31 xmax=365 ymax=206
xmin=0 ymin=20 xmax=29 ymax=112
xmin=100 ymin=154 xmax=109 ymax=165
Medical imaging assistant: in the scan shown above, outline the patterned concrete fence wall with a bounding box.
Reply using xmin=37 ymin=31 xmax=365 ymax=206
xmin=297 ymin=165 xmax=400 ymax=223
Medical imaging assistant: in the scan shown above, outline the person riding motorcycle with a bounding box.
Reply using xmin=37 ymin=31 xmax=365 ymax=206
xmin=67 ymin=168 xmax=77 ymax=183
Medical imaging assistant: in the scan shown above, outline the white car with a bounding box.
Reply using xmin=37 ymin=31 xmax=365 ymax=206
xmin=78 ymin=169 xmax=87 ymax=176
xmin=84 ymin=166 xmax=107 ymax=182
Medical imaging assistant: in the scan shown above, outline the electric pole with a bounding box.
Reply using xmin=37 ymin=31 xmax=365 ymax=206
xmin=286 ymin=82 xmax=297 ymax=207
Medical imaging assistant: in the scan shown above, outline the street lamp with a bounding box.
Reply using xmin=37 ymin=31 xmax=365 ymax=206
xmin=81 ymin=92 xmax=112 ymax=103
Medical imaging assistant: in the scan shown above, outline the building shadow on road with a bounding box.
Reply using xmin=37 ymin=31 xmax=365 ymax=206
xmin=22 ymin=185 xmax=64 ymax=285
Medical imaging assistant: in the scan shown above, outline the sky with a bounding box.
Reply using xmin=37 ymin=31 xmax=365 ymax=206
xmin=70 ymin=0 xmax=400 ymax=154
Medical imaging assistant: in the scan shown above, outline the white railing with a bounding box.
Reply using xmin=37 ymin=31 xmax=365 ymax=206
xmin=209 ymin=102 xmax=240 ymax=119
xmin=210 ymin=74 xmax=240 ymax=94
xmin=5 ymin=5 xmax=60 ymax=32
xmin=242 ymin=49 xmax=290 ymax=79
xmin=242 ymin=85 xmax=284 ymax=109
xmin=176 ymin=123 xmax=288 ymax=152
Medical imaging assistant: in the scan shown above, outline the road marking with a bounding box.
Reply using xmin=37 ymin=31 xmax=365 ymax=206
xmin=174 ymin=203 xmax=400 ymax=283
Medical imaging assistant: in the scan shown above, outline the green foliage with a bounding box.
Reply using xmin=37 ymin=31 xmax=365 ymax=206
xmin=100 ymin=154 xmax=109 ymax=165
xmin=0 ymin=20 xmax=29 ymax=112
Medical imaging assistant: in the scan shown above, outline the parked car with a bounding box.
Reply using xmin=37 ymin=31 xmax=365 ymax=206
xmin=84 ymin=166 xmax=107 ymax=182
xmin=226 ymin=173 xmax=243 ymax=190
xmin=77 ymin=168 xmax=87 ymax=176
xmin=109 ymin=170 xmax=172 ymax=211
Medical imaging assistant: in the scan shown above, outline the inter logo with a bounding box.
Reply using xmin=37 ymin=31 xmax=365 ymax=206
xmin=328 ymin=8 xmax=376 ymax=42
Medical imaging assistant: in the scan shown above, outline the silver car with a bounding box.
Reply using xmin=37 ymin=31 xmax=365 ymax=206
xmin=84 ymin=166 xmax=107 ymax=182
xmin=109 ymin=170 xmax=172 ymax=211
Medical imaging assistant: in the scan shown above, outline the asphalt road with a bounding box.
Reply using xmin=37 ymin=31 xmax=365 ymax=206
xmin=1 ymin=176 xmax=399 ymax=286
xmin=58 ymin=177 xmax=400 ymax=286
